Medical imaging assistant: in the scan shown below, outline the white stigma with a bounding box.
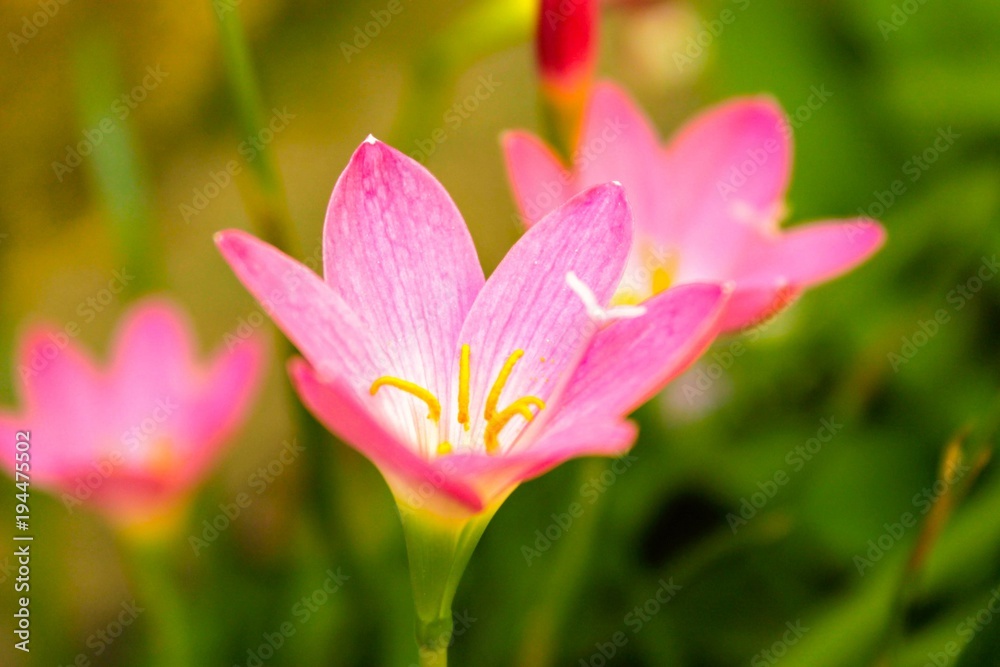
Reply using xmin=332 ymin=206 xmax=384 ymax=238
xmin=566 ymin=272 xmax=647 ymax=326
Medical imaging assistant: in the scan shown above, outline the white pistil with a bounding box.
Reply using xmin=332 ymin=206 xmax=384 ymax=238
xmin=566 ymin=271 xmax=647 ymax=326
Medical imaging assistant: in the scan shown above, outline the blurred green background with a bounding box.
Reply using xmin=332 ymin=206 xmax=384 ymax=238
xmin=2 ymin=0 xmax=1000 ymax=665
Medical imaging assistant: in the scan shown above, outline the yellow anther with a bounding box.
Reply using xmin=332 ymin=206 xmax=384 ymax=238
xmin=458 ymin=344 xmax=471 ymax=431
xmin=485 ymin=349 xmax=525 ymax=422
xmin=437 ymin=441 xmax=453 ymax=456
xmin=506 ymin=396 xmax=546 ymax=420
xmin=370 ymin=376 xmax=441 ymax=422
xmin=483 ymin=397 xmax=545 ymax=454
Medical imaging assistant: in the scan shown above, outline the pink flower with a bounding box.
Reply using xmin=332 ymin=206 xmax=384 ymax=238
xmin=0 ymin=298 xmax=266 ymax=530
xmin=215 ymin=137 xmax=726 ymax=518
xmin=503 ymin=82 xmax=886 ymax=330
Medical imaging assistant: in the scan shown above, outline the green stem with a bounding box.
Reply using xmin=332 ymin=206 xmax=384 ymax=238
xmin=400 ymin=505 xmax=498 ymax=666
xmin=120 ymin=531 xmax=194 ymax=667
xmin=73 ymin=30 xmax=161 ymax=295
xmin=517 ymin=458 xmax=607 ymax=667
xmin=211 ymin=0 xmax=297 ymax=256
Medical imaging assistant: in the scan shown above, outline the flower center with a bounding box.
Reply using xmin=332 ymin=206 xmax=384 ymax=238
xmin=612 ymin=244 xmax=678 ymax=306
xmin=369 ymin=345 xmax=545 ymax=456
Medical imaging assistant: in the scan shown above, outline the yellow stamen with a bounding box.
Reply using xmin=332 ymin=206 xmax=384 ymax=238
xmin=484 ymin=397 xmax=545 ymax=454
xmin=485 ymin=349 xmax=524 ymax=422
xmin=457 ymin=344 xmax=471 ymax=431
xmin=370 ymin=376 xmax=441 ymax=422
xmin=437 ymin=441 xmax=453 ymax=456
xmin=505 ymin=396 xmax=546 ymax=420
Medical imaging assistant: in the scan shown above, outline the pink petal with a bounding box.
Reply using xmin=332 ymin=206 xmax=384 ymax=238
xmin=445 ymin=419 xmax=637 ymax=504
xmin=176 ymin=333 xmax=268 ymax=483
xmin=666 ymin=97 xmax=791 ymax=276
xmin=15 ymin=326 xmax=107 ymax=471
xmin=501 ymin=131 xmax=572 ymax=228
xmin=289 ymin=358 xmax=484 ymax=515
xmin=575 ymin=82 xmax=666 ymax=239
xmin=550 ymin=283 xmax=727 ymax=426
xmin=717 ymin=282 xmax=798 ymax=332
xmin=109 ymin=299 xmax=198 ymax=427
xmin=734 ymin=219 xmax=887 ymax=287
xmin=215 ymin=229 xmax=383 ymax=393
xmin=452 ymin=183 xmax=632 ymax=448
xmin=323 ymin=138 xmax=485 ymax=409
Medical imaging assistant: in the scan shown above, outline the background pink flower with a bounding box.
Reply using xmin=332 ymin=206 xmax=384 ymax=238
xmin=0 ymin=298 xmax=266 ymax=529
xmin=503 ymin=81 xmax=886 ymax=330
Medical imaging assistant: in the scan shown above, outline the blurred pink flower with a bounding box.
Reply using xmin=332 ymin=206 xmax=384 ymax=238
xmin=503 ymin=82 xmax=886 ymax=331
xmin=0 ymin=298 xmax=266 ymax=531
xmin=216 ymin=137 xmax=727 ymax=518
